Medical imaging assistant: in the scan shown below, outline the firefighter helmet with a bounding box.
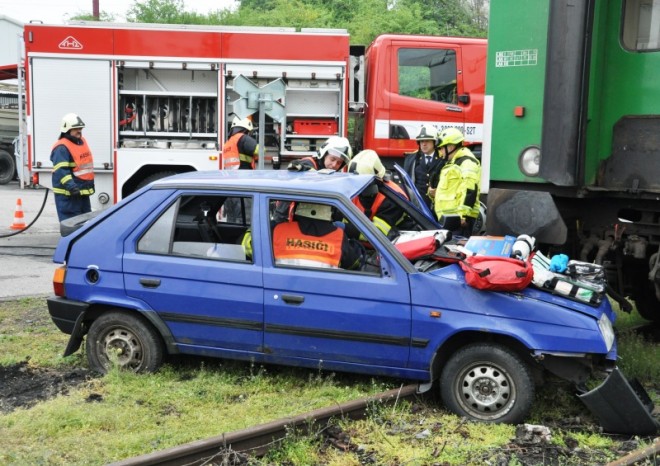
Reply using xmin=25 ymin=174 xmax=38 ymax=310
xmin=60 ymin=113 xmax=85 ymax=133
xmin=416 ymin=124 xmax=438 ymax=142
xmin=349 ymin=149 xmax=386 ymax=179
xmin=318 ymin=136 xmax=353 ymax=166
xmin=294 ymin=202 xmax=333 ymax=221
xmin=231 ymin=115 xmax=253 ymax=132
xmin=437 ymin=127 xmax=465 ymax=148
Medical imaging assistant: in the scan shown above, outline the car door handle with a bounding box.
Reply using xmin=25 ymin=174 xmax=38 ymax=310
xmin=282 ymin=294 xmax=304 ymax=305
xmin=139 ymin=278 xmax=161 ymax=288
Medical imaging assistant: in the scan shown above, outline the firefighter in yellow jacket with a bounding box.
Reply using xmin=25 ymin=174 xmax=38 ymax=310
xmin=433 ymin=127 xmax=481 ymax=237
xmin=50 ymin=113 xmax=95 ymax=222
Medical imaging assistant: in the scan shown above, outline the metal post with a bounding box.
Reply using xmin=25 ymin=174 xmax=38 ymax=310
xmin=257 ymin=106 xmax=265 ymax=170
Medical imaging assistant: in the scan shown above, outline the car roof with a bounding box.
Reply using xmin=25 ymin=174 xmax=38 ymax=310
xmin=150 ymin=169 xmax=375 ymax=199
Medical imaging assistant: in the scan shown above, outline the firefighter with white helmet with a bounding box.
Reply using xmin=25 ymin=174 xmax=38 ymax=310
xmin=50 ymin=113 xmax=96 ymax=222
xmin=349 ymin=149 xmax=408 ymax=237
xmin=403 ymin=124 xmax=445 ymax=208
xmin=221 ymin=115 xmax=258 ymax=170
xmin=434 ymin=127 xmax=481 ymax=236
xmin=272 ymin=201 xmax=364 ymax=269
xmin=288 ymin=135 xmax=353 ymax=172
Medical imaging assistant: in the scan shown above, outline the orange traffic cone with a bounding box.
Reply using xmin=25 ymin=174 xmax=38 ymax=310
xmin=9 ymin=198 xmax=27 ymax=230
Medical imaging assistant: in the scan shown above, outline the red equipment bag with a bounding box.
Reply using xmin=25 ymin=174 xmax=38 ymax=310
xmin=459 ymin=254 xmax=534 ymax=292
xmin=394 ymin=235 xmax=438 ymax=260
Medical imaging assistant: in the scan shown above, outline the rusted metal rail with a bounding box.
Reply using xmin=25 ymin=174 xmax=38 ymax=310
xmin=605 ymin=437 xmax=660 ymax=466
xmin=109 ymin=384 xmax=418 ymax=466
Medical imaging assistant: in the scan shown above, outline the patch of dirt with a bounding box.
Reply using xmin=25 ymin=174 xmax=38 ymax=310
xmin=0 ymin=360 xmax=94 ymax=413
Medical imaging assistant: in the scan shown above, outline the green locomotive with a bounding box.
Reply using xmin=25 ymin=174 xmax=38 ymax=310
xmin=485 ymin=0 xmax=660 ymax=321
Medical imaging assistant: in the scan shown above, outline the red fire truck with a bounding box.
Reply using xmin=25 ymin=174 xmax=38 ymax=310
xmin=18 ymin=22 xmax=485 ymax=208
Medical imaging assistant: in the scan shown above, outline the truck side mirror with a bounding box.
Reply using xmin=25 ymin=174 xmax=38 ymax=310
xmin=458 ymin=94 xmax=470 ymax=104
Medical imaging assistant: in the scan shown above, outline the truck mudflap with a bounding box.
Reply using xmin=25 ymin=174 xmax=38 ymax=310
xmin=578 ymin=367 xmax=659 ymax=435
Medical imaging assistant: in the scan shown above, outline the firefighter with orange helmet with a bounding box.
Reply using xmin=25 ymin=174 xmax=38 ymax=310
xmin=272 ymin=202 xmax=364 ymax=270
xmin=222 ymin=116 xmax=259 ymax=170
xmin=50 ymin=113 xmax=96 ymax=222
xmin=287 ymin=136 xmax=353 ymax=172
xmin=349 ymin=149 xmax=408 ymax=238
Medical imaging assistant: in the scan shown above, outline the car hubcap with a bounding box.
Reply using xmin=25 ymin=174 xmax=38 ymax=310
xmin=458 ymin=364 xmax=513 ymax=419
xmin=102 ymin=327 xmax=143 ymax=370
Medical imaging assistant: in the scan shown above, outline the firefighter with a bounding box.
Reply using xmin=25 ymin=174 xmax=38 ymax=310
xmin=402 ymin=124 xmax=445 ymax=208
xmin=50 ymin=113 xmax=95 ymax=222
xmin=349 ymin=149 xmax=409 ymax=238
xmin=272 ymin=202 xmax=364 ymax=270
xmin=276 ymin=136 xmax=354 ymax=224
xmin=287 ymin=136 xmax=353 ymax=172
xmin=433 ymin=127 xmax=481 ymax=237
xmin=222 ymin=116 xmax=258 ymax=170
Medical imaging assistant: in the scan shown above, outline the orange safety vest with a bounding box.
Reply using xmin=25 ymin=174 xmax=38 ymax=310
xmin=354 ymin=180 xmax=408 ymax=219
xmin=52 ymin=137 xmax=95 ymax=180
xmin=272 ymin=221 xmax=344 ymax=269
xmin=221 ymin=133 xmax=242 ymax=170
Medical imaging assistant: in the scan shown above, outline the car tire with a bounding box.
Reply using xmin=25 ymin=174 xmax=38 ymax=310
xmin=86 ymin=311 xmax=164 ymax=374
xmin=135 ymin=171 xmax=178 ymax=190
xmin=440 ymin=343 xmax=534 ymax=424
xmin=0 ymin=149 xmax=16 ymax=185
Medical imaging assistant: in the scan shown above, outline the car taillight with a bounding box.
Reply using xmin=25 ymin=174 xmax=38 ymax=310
xmin=53 ymin=266 xmax=66 ymax=297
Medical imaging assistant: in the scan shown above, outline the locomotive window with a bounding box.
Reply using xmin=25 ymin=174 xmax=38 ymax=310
xmin=397 ymin=48 xmax=458 ymax=104
xmin=622 ymin=0 xmax=660 ymax=51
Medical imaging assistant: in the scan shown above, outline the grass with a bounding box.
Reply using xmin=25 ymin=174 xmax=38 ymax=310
xmin=0 ymin=298 xmax=657 ymax=465
xmin=0 ymin=297 xmax=78 ymax=367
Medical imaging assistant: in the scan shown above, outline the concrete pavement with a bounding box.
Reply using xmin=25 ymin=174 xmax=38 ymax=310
xmin=0 ymin=181 xmax=61 ymax=300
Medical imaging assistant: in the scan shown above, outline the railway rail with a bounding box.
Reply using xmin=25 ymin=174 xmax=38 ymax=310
xmin=109 ymin=378 xmax=659 ymax=466
xmin=110 ymin=384 xmax=419 ymax=466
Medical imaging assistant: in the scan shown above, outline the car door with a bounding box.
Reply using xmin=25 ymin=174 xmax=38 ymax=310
xmin=262 ymin=196 xmax=413 ymax=370
xmin=122 ymin=191 xmax=264 ymax=355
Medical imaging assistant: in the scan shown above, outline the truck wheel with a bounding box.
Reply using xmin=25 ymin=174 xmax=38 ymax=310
xmin=135 ymin=171 xmax=178 ymax=190
xmin=0 ymin=149 xmax=16 ymax=185
xmin=86 ymin=311 xmax=164 ymax=374
xmin=440 ymin=343 xmax=534 ymax=424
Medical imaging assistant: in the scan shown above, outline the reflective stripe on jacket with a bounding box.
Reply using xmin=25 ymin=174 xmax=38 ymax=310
xmin=50 ymin=136 xmax=95 ymax=196
xmin=52 ymin=137 xmax=94 ymax=180
xmin=272 ymin=221 xmax=344 ymax=268
xmin=354 ymin=180 xmax=409 ymax=236
xmin=222 ymin=132 xmax=259 ymax=169
xmin=221 ymin=133 xmax=242 ymax=170
xmin=434 ymin=147 xmax=481 ymax=221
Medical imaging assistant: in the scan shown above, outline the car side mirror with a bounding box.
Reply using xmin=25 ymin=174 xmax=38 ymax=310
xmin=458 ymin=94 xmax=470 ymax=104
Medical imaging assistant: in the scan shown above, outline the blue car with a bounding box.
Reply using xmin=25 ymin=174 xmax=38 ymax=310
xmin=47 ymin=169 xmax=658 ymax=433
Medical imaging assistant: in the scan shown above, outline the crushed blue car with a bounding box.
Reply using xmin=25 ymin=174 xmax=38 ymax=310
xmin=47 ymin=169 xmax=658 ymax=434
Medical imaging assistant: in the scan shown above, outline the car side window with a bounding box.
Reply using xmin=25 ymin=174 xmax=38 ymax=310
xmin=138 ymin=194 xmax=253 ymax=262
xmin=269 ymin=198 xmax=380 ymax=274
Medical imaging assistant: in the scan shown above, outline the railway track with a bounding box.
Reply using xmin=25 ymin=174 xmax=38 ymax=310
xmin=109 ymin=378 xmax=659 ymax=466
xmin=110 ymin=384 xmax=419 ymax=466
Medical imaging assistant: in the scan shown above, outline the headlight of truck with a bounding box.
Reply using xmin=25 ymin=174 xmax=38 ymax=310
xmin=598 ymin=313 xmax=615 ymax=352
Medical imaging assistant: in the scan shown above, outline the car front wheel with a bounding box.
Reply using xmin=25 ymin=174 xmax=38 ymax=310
xmin=86 ymin=311 xmax=163 ymax=374
xmin=440 ymin=343 xmax=534 ymax=424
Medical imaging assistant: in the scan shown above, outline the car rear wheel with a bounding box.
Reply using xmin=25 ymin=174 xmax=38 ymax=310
xmin=86 ymin=311 xmax=164 ymax=374
xmin=440 ymin=343 xmax=534 ymax=424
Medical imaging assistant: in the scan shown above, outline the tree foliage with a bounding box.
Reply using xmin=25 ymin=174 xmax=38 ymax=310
xmin=119 ymin=0 xmax=487 ymax=43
